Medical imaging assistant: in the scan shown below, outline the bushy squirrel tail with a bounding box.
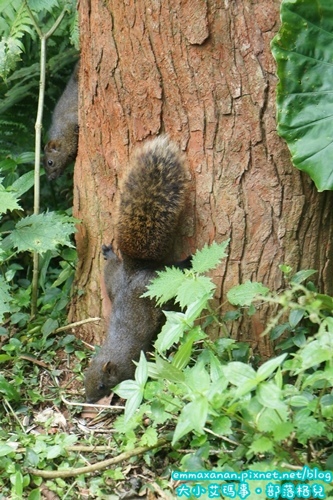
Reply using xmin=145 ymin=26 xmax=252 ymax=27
xmin=116 ymin=135 xmax=187 ymax=262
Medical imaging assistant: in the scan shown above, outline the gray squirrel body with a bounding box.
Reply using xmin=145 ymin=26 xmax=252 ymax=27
xmin=84 ymin=136 xmax=189 ymax=403
xmin=44 ymin=62 xmax=79 ymax=180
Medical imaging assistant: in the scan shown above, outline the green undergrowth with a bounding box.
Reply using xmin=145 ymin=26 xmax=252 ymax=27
xmin=1 ymin=241 xmax=333 ymax=499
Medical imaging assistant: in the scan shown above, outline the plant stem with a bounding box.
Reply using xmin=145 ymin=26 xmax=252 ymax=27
xmin=24 ymin=2 xmax=68 ymax=316
xmin=28 ymin=439 xmax=169 ymax=478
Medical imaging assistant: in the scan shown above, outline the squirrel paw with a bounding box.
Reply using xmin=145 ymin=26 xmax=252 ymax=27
xmin=102 ymin=244 xmax=115 ymax=260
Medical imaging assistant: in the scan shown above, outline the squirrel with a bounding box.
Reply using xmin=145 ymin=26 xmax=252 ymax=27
xmin=84 ymin=135 xmax=190 ymax=403
xmin=44 ymin=62 xmax=79 ymax=180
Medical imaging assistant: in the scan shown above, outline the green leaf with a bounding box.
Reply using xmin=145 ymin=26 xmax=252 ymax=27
xmin=227 ymin=281 xmax=269 ymax=306
xmin=114 ymin=379 xmax=140 ymax=400
xmin=209 ymin=352 xmax=225 ymax=382
xmin=257 ymin=354 xmax=288 ymax=381
xmin=140 ymin=427 xmax=158 ymax=447
xmin=0 ymin=186 xmax=21 ymax=213
xmin=154 ymin=355 xmax=185 ymax=383
xmin=172 ymin=397 xmax=208 ymax=445
xmin=211 ymin=416 xmax=232 ymax=436
xmin=272 ymin=422 xmax=294 ymax=441
xmin=11 ymin=170 xmax=35 ymax=197
xmin=28 ymin=489 xmax=41 ymax=500
xmin=155 ymin=311 xmax=186 ymax=353
xmin=177 ymin=275 xmax=216 ymax=309
xmin=223 ymin=362 xmax=257 ymax=386
xmin=114 ymin=379 xmax=144 ymax=421
xmin=124 ymin=389 xmax=144 ymax=422
xmin=271 ymin=0 xmax=333 ymax=191
xmin=0 ymin=276 xmax=12 ymax=321
xmin=143 ymin=266 xmax=185 ymax=305
xmin=256 ymin=407 xmax=290 ymax=433
xmin=10 ymin=212 xmax=77 ymax=254
xmin=288 ymin=308 xmax=304 ymax=328
xmin=0 ymin=444 xmax=15 ymax=457
xmin=172 ymin=335 xmax=196 ymax=371
xmin=294 ymin=413 xmax=326 ymax=444
xmin=190 ymin=240 xmax=229 ymax=274
xmin=249 ymin=436 xmax=274 ymax=454
xmin=135 ymin=351 xmax=148 ymax=386
xmin=10 ymin=470 xmax=23 ymax=497
xmin=185 ymin=361 xmax=211 ymax=393
xmin=41 ymin=318 xmax=58 ymax=337
xmin=46 ymin=445 xmax=63 ymax=459
xmin=298 ymin=340 xmax=333 ymax=370
xmin=184 ymin=294 xmax=211 ymax=324
xmin=28 ymin=0 xmax=59 ymax=13
xmin=0 ymin=374 xmax=20 ymax=401
xmin=290 ymin=269 xmax=317 ymax=284
xmin=256 ymin=381 xmax=286 ymax=410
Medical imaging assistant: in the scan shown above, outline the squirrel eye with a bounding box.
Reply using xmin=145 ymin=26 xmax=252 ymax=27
xmin=47 ymin=159 xmax=54 ymax=167
xmin=98 ymin=383 xmax=106 ymax=391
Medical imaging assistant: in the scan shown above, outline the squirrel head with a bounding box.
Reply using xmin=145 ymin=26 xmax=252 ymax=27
xmin=43 ymin=125 xmax=78 ymax=180
xmin=44 ymin=140 xmax=67 ymax=180
xmin=84 ymin=357 xmax=120 ymax=403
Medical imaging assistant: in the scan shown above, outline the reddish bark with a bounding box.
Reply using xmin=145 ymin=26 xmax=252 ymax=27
xmin=70 ymin=0 xmax=333 ymax=356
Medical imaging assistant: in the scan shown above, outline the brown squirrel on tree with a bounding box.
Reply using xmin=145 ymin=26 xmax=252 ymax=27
xmin=84 ymin=136 xmax=191 ymax=404
xmin=44 ymin=62 xmax=79 ymax=180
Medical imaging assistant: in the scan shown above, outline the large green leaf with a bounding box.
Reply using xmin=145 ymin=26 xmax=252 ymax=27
xmin=271 ymin=0 xmax=333 ymax=191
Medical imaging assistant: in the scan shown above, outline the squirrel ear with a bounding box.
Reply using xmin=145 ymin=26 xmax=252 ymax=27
xmin=46 ymin=140 xmax=61 ymax=152
xmin=102 ymin=361 xmax=117 ymax=375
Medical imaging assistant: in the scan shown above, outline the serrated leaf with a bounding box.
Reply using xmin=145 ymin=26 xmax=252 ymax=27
xmin=227 ymin=281 xmax=269 ymax=306
xmin=177 ymin=275 xmax=215 ymax=309
xmin=143 ymin=266 xmax=185 ymax=305
xmin=257 ymin=407 xmax=290 ymax=433
xmin=140 ymin=427 xmax=158 ymax=446
xmin=272 ymin=422 xmax=294 ymax=441
xmin=0 ymin=187 xmax=21 ymax=213
xmin=249 ymin=436 xmax=274 ymax=454
xmin=211 ymin=416 xmax=232 ymax=436
xmin=10 ymin=212 xmax=77 ymax=254
xmin=191 ymin=240 xmax=229 ymax=274
xmin=295 ymin=413 xmax=326 ymax=443
xmin=271 ymin=0 xmax=333 ymax=191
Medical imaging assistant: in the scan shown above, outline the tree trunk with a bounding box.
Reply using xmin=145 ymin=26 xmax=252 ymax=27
xmin=70 ymin=0 xmax=333 ymax=357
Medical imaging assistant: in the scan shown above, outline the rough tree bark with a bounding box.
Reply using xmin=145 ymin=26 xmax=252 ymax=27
xmin=70 ymin=0 xmax=333 ymax=358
